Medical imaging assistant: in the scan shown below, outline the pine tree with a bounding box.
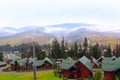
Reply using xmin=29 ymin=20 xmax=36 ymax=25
xmin=104 ymin=45 xmax=112 ymax=57
xmin=60 ymin=37 xmax=65 ymax=58
xmin=0 ymin=51 xmax=3 ymax=61
xmin=83 ymin=37 xmax=88 ymax=47
xmin=73 ymin=41 xmax=78 ymax=58
xmin=91 ymin=43 xmax=102 ymax=59
xmin=51 ymin=39 xmax=61 ymax=59
xmin=116 ymin=44 xmax=120 ymax=57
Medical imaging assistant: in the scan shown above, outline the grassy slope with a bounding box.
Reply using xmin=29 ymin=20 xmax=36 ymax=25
xmin=0 ymin=71 xmax=76 ymax=80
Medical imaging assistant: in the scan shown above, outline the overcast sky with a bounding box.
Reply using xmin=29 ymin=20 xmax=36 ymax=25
xmin=0 ymin=0 xmax=120 ymax=28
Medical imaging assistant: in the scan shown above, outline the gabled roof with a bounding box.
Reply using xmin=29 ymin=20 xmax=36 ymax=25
xmin=92 ymin=58 xmax=100 ymax=67
xmin=17 ymin=58 xmax=27 ymax=66
xmin=11 ymin=58 xmax=34 ymax=66
xmin=35 ymin=60 xmax=44 ymax=67
xmin=102 ymin=58 xmax=117 ymax=71
xmin=78 ymin=56 xmax=93 ymax=71
xmin=43 ymin=57 xmax=53 ymax=65
xmin=59 ymin=59 xmax=76 ymax=70
xmin=97 ymin=56 xmax=104 ymax=61
xmin=59 ymin=57 xmax=76 ymax=70
xmin=35 ymin=57 xmax=53 ymax=67
xmin=0 ymin=61 xmax=6 ymax=66
xmin=66 ymin=57 xmax=73 ymax=61
xmin=8 ymin=56 xmax=21 ymax=61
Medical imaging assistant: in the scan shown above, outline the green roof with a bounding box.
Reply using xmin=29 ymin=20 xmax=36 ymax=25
xmin=8 ymin=56 xmax=21 ymax=61
xmin=0 ymin=61 xmax=6 ymax=66
xmin=78 ymin=56 xmax=93 ymax=71
xmin=59 ymin=57 xmax=76 ymax=70
xmin=43 ymin=57 xmax=53 ymax=65
xmin=11 ymin=58 xmax=34 ymax=66
xmin=92 ymin=57 xmax=100 ymax=67
xmin=35 ymin=57 xmax=53 ymax=67
xmin=102 ymin=57 xmax=120 ymax=71
xmin=35 ymin=60 xmax=44 ymax=66
xmin=66 ymin=57 xmax=73 ymax=61
xmin=17 ymin=58 xmax=27 ymax=66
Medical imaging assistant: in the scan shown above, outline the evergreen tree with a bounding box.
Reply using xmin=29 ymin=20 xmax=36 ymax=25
xmin=83 ymin=37 xmax=88 ymax=47
xmin=78 ymin=44 xmax=83 ymax=58
xmin=73 ymin=41 xmax=78 ymax=58
xmin=104 ymin=45 xmax=112 ymax=57
xmin=91 ymin=43 xmax=101 ymax=59
xmin=29 ymin=42 xmax=46 ymax=59
xmin=60 ymin=37 xmax=65 ymax=58
xmin=116 ymin=44 xmax=120 ymax=57
xmin=51 ymin=39 xmax=61 ymax=59
xmin=0 ymin=51 xmax=3 ymax=61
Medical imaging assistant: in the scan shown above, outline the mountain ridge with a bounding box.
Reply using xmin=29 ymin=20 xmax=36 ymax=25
xmin=0 ymin=23 xmax=120 ymax=45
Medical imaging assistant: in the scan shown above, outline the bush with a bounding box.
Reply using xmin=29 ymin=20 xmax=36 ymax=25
xmin=91 ymin=70 xmax=102 ymax=80
xmin=53 ymin=69 xmax=57 ymax=77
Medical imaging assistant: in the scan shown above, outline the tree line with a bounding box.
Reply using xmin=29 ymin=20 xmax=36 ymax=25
xmin=1 ymin=37 xmax=120 ymax=61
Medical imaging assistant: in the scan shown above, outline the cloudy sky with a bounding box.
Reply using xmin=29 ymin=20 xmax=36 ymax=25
xmin=0 ymin=0 xmax=120 ymax=28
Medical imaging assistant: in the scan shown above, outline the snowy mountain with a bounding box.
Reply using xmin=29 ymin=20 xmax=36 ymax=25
xmin=0 ymin=23 xmax=120 ymax=45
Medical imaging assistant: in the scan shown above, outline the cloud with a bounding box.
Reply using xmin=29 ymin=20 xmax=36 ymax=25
xmin=0 ymin=0 xmax=120 ymax=28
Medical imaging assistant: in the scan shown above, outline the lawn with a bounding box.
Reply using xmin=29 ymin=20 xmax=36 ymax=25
xmin=0 ymin=71 xmax=76 ymax=80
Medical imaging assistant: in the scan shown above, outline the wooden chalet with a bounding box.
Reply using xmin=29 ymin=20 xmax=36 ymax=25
xmin=36 ymin=57 xmax=53 ymax=70
xmin=11 ymin=58 xmax=33 ymax=71
xmin=0 ymin=61 xmax=6 ymax=67
xmin=6 ymin=56 xmax=21 ymax=64
xmin=76 ymin=56 xmax=93 ymax=79
xmin=97 ymin=56 xmax=104 ymax=64
xmin=59 ymin=56 xmax=93 ymax=79
xmin=102 ymin=57 xmax=120 ymax=80
xmin=90 ymin=57 xmax=100 ymax=68
xmin=59 ymin=57 xmax=77 ymax=78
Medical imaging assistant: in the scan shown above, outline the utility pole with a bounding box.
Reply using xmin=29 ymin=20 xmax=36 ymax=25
xmin=33 ymin=42 xmax=37 ymax=80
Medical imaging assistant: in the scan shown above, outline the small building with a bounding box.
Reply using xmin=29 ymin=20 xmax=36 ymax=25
xmin=59 ymin=57 xmax=77 ymax=78
xmin=90 ymin=57 xmax=100 ymax=68
xmin=97 ymin=56 xmax=104 ymax=64
xmin=6 ymin=55 xmax=21 ymax=64
xmin=0 ymin=61 xmax=6 ymax=67
xmin=11 ymin=58 xmax=33 ymax=71
xmin=76 ymin=56 xmax=93 ymax=79
xmin=102 ymin=57 xmax=120 ymax=80
xmin=36 ymin=57 xmax=53 ymax=70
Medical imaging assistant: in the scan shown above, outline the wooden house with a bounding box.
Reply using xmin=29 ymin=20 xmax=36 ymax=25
xmin=97 ymin=56 xmax=104 ymax=64
xmin=36 ymin=57 xmax=53 ymax=70
xmin=90 ymin=57 xmax=100 ymax=68
xmin=59 ymin=57 xmax=77 ymax=78
xmin=0 ymin=61 xmax=6 ymax=67
xmin=76 ymin=56 xmax=93 ymax=79
xmin=59 ymin=56 xmax=93 ymax=79
xmin=6 ymin=56 xmax=21 ymax=64
xmin=102 ymin=57 xmax=120 ymax=80
xmin=11 ymin=58 xmax=33 ymax=71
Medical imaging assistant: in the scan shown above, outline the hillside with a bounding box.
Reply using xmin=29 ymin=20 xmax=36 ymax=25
xmin=0 ymin=23 xmax=120 ymax=47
